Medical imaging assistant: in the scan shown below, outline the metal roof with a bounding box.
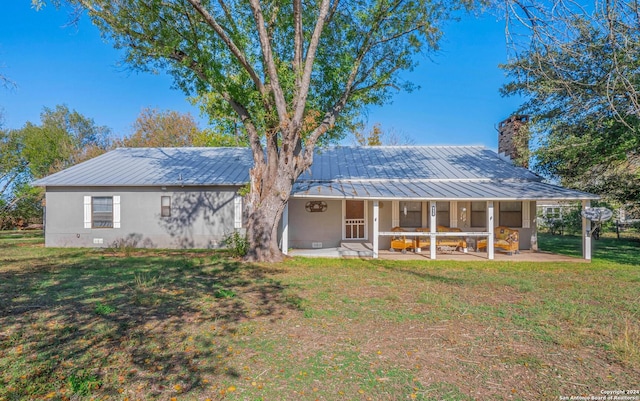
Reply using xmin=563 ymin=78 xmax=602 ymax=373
xmin=289 ymin=146 xmax=595 ymax=200
xmin=33 ymin=145 xmax=597 ymax=200
xmin=299 ymin=146 xmax=541 ymax=181
xmin=291 ymin=179 xmax=595 ymax=201
xmin=33 ymin=147 xmax=253 ymax=187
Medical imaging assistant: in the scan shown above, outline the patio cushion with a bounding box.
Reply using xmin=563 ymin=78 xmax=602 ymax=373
xmin=477 ymin=226 xmax=520 ymax=255
xmin=390 ymin=227 xmax=414 ymax=252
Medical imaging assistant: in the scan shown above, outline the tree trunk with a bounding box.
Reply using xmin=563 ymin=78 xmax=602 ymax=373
xmin=244 ymin=171 xmax=293 ymax=262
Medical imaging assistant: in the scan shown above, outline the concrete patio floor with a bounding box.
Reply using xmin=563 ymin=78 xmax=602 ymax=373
xmin=376 ymin=249 xmax=587 ymax=262
xmin=288 ymin=243 xmax=586 ymax=262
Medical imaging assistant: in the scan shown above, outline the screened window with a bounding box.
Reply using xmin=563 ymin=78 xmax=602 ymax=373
xmin=471 ymin=202 xmax=486 ymax=228
xmin=436 ymin=201 xmax=450 ymax=227
xmin=546 ymin=207 xmax=561 ymax=219
xmin=92 ymin=197 xmax=113 ymax=228
xmin=399 ymin=201 xmax=422 ymax=228
xmin=500 ymin=201 xmax=522 ymax=227
xmin=161 ymin=196 xmax=171 ymax=217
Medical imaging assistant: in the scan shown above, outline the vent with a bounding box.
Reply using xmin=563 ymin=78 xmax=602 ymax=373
xmin=93 ymin=238 xmax=104 ymax=244
xmin=311 ymin=242 xmax=323 ymax=249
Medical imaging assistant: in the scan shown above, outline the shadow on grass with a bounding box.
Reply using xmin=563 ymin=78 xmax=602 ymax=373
xmin=363 ymin=259 xmax=467 ymax=285
xmin=0 ymin=248 xmax=293 ymax=399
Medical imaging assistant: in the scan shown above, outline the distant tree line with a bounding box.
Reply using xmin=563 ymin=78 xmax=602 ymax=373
xmin=0 ymin=105 xmax=237 ymax=229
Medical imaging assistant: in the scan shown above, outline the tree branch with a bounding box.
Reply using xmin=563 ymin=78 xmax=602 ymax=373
xmin=184 ymin=0 xmax=266 ymax=96
xmin=293 ymin=0 xmax=303 ymax=87
xmin=291 ymin=0 xmax=333 ymax=130
xmin=247 ymin=0 xmax=290 ymax=126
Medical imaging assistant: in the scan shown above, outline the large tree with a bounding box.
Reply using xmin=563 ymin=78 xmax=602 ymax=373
xmin=501 ymin=0 xmax=640 ymax=210
xmin=18 ymin=104 xmax=113 ymax=178
xmin=120 ymin=108 xmax=202 ymax=147
xmin=38 ymin=0 xmax=474 ymax=261
xmin=1 ymin=105 xmax=114 ymax=226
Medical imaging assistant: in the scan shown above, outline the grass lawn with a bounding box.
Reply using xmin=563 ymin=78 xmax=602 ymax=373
xmin=0 ymin=232 xmax=638 ymax=400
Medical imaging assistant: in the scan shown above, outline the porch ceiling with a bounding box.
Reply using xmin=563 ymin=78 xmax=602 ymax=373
xmin=291 ymin=179 xmax=597 ymax=201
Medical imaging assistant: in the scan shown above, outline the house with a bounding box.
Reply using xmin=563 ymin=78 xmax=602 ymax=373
xmin=34 ymin=144 xmax=598 ymax=260
xmin=33 ymin=147 xmax=252 ymax=249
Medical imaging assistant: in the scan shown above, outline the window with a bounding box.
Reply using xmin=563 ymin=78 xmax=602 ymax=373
xmin=500 ymin=201 xmax=522 ymax=227
xmin=161 ymin=196 xmax=171 ymax=217
xmin=471 ymin=202 xmax=486 ymax=228
xmin=399 ymin=201 xmax=422 ymax=228
xmin=546 ymin=207 xmax=561 ymax=219
xmin=84 ymin=195 xmax=119 ymax=229
xmin=92 ymin=197 xmax=113 ymax=228
xmin=436 ymin=201 xmax=450 ymax=227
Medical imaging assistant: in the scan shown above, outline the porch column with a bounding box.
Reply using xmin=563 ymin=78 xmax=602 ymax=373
xmin=429 ymin=201 xmax=437 ymax=260
xmin=582 ymin=200 xmax=592 ymax=260
xmin=487 ymin=201 xmax=495 ymax=260
xmin=373 ymin=200 xmax=379 ymax=259
xmin=281 ymin=202 xmax=289 ymax=255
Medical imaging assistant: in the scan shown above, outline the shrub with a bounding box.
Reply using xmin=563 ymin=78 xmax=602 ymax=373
xmin=222 ymin=230 xmax=248 ymax=258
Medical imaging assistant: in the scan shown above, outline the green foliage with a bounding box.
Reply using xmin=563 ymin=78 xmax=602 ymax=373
xmin=119 ymin=108 xmax=204 ymax=147
xmin=213 ymin=286 xmax=236 ymax=298
xmin=71 ymin=0 xmax=465 ymax=141
xmin=1 ymin=105 xmax=113 ymax=228
xmin=502 ymin=1 xmax=640 ymax=209
xmin=222 ymin=230 xmax=249 ymax=258
xmin=20 ymin=105 xmax=113 ymax=178
xmin=94 ymin=302 xmax=116 ymax=316
xmin=0 ymin=183 xmax=43 ymax=230
xmin=237 ymin=184 xmax=250 ymax=197
xmin=67 ymin=371 xmax=102 ymax=396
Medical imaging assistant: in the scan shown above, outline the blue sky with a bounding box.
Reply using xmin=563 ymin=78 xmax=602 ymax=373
xmin=0 ymin=2 xmax=523 ymax=150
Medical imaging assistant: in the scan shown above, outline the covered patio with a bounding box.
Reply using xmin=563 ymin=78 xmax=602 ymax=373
xmin=279 ymin=146 xmax=599 ymax=261
xmin=282 ymin=198 xmax=598 ymax=261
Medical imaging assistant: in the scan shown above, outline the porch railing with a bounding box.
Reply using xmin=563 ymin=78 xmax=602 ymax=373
xmin=345 ymin=218 xmax=366 ymax=239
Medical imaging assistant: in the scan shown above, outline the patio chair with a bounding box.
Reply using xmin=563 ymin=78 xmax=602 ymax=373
xmin=414 ymin=227 xmax=431 ymax=250
xmin=390 ymin=227 xmax=414 ymax=253
xmin=414 ymin=226 xmax=467 ymax=253
xmin=477 ymin=226 xmax=520 ymax=255
xmin=435 ymin=226 xmax=468 ymax=252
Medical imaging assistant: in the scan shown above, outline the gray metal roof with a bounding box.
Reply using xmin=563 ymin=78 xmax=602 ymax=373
xmin=291 ymin=179 xmax=595 ymax=201
xmin=33 ymin=145 xmax=597 ymax=200
xmin=33 ymin=147 xmax=253 ymax=187
xmin=300 ymin=146 xmax=541 ymax=181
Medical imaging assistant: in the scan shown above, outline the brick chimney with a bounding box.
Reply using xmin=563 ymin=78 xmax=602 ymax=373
xmin=498 ymin=115 xmax=530 ymax=168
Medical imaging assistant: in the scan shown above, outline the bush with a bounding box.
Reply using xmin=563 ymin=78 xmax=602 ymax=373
xmin=222 ymin=230 xmax=248 ymax=258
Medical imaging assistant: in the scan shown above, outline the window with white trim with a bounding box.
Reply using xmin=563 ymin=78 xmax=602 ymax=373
xmin=84 ymin=195 xmax=120 ymax=229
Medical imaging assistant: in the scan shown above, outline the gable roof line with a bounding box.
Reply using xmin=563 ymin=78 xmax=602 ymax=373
xmin=299 ymin=178 xmax=546 ymax=183
xmin=325 ymin=145 xmax=487 ymax=149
